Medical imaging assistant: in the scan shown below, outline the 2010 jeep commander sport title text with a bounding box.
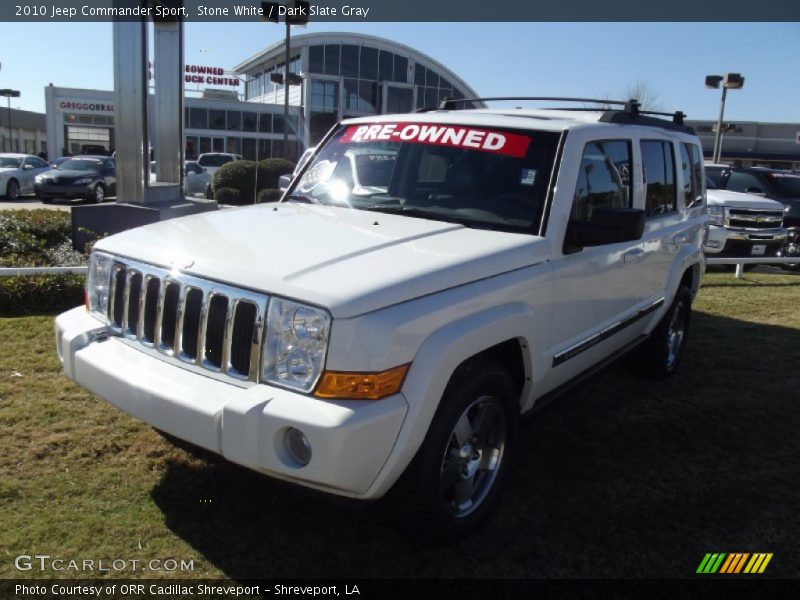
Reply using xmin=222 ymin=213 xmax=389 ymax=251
xmin=56 ymin=98 xmax=707 ymax=538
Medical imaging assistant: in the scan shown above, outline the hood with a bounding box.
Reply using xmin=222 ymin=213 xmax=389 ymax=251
xmin=706 ymin=189 xmax=784 ymax=211
xmin=95 ymin=204 xmax=549 ymax=318
xmin=43 ymin=168 xmax=99 ymax=179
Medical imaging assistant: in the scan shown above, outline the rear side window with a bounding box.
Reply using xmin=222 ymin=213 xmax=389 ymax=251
xmin=641 ymin=140 xmax=676 ymax=216
xmin=571 ymin=140 xmax=632 ymax=221
xmin=198 ymin=155 xmax=233 ymax=167
xmin=680 ymin=143 xmax=704 ymax=208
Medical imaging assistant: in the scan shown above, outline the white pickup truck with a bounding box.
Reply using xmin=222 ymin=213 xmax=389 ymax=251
xmin=56 ymin=99 xmax=706 ymax=538
xmin=705 ymin=174 xmax=786 ymax=259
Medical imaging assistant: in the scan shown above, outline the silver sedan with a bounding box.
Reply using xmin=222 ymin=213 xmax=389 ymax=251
xmin=0 ymin=153 xmax=51 ymax=200
xmin=150 ymin=161 xmax=213 ymax=198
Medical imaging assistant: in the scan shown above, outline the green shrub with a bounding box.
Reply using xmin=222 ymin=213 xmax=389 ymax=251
xmin=0 ymin=210 xmax=83 ymax=267
xmin=0 ymin=274 xmax=84 ymax=316
xmin=257 ymin=188 xmax=283 ymax=204
xmin=212 ymin=160 xmax=258 ymax=201
xmin=214 ymin=187 xmax=244 ymax=205
xmin=211 ymin=158 xmax=296 ymax=203
xmin=257 ymin=158 xmax=295 ymax=190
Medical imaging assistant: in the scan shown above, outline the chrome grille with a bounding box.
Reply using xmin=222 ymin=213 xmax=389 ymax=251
xmin=725 ymin=208 xmax=783 ymax=230
xmin=107 ymin=258 xmax=267 ymax=384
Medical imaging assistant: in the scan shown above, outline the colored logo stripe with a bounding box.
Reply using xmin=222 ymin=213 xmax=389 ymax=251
xmin=697 ymin=553 xmax=773 ymax=574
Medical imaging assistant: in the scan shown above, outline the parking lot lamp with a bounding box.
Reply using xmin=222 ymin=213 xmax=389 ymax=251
xmin=705 ymin=73 xmax=744 ymax=164
xmin=0 ymin=89 xmax=21 ymax=152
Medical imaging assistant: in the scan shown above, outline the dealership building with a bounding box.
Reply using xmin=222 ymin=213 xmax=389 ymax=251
xmin=43 ymin=32 xmax=480 ymax=163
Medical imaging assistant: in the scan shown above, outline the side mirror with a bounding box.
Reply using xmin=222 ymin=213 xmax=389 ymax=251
xmin=186 ymin=171 xmax=195 ymax=178
xmin=278 ymin=173 xmax=292 ymax=192
xmin=24 ymin=164 xmax=34 ymax=170
xmin=566 ymin=207 xmax=646 ymax=249
xmin=744 ymin=186 xmax=765 ymax=195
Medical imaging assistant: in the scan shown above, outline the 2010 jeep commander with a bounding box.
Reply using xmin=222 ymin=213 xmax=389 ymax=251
xmin=55 ymin=98 xmax=707 ymax=538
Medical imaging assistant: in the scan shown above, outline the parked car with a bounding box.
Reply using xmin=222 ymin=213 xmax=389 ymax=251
xmin=705 ymin=177 xmax=786 ymax=260
xmin=0 ymin=153 xmax=51 ymax=200
xmin=705 ymin=165 xmax=800 ymax=268
xmin=197 ymin=152 xmax=242 ymax=176
xmin=35 ymin=156 xmax=116 ymax=203
xmin=150 ymin=160 xmax=212 ymax=198
xmin=56 ymin=98 xmax=706 ymax=539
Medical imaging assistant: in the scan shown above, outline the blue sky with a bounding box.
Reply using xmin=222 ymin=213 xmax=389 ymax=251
xmin=1 ymin=21 xmax=798 ymax=122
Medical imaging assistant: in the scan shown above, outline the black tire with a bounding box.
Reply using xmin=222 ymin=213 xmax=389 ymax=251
xmin=636 ymin=287 xmax=692 ymax=379
xmin=90 ymin=183 xmax=105 ymax=204
xmin=396 ymin=358 xmax=519 ymax=543
xmin=5 ymin=179 xmax=20 ymax=201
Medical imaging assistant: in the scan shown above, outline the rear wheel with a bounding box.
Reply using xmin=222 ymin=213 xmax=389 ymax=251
xmin=398 ymin=358 xmax=518 ymax=542
xmin=636 ymin=287 xmax=692 ymax=379
xmin=5 ymin=179 xmax=19 ymax=200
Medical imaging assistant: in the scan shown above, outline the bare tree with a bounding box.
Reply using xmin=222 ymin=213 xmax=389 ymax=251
xmin=597 ymin=80 xmax=664 ymax=112
xmin=620 ymin=80 xmax=664 ymax=111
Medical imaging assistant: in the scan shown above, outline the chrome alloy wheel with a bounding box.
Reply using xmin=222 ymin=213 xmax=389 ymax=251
xmin=439 ymin=395 xmax=507 ymax=518
xmin=666 ymin=299 xmax=688 ymax=369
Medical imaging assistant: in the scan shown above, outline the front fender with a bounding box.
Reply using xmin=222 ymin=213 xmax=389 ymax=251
xmin=364 ymin=302 xmax=535 ymax=498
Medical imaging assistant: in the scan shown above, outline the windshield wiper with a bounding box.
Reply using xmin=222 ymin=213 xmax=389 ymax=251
xmin=284 ymin=193 xmax=316 ymax=204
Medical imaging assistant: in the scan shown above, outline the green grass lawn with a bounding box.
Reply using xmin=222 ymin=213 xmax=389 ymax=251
xmin=1 ymin=271 xmax=799 ymax=580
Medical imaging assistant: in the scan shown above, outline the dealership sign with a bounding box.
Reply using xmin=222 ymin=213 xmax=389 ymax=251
xmin=185 ymin=65 xmax=240 ymax=88
xmin=59 ymin=100 xmax=114 ymax=113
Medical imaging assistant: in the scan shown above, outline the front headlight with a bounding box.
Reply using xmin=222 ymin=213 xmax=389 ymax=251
xmin=261 ymin=298 xmax=331 ymax=392
xmin=34 ymin=174 xmax=44 ymax=183
xmin=73 ymin=177 xmax=93 ymax=185
xmin=707 ymin=205 xmax=724 ymax=226
xmin=86 ymin=251 xmax=115 ymax=323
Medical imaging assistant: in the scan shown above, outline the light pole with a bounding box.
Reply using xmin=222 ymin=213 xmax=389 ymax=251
xmin=705 ymin=73 xmax=744 ymax=164
xmin=0 ymin=89 xmax=21 ymax=153
xmin=261 ymin=1 xmax=309 ymax=161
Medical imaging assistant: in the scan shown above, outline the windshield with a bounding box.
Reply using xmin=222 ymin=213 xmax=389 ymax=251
xmin=0 ymin=157 xmax=22 ymax=168
xmin=288 ymin=122 xmax=561 ymax=234
xmin=767 ymin=172 xmax=800 ymax=198
xmin=60 ymin=159 xmax=103 ymax=172
xmin=198 ymin=155 xmax=234 ymax=167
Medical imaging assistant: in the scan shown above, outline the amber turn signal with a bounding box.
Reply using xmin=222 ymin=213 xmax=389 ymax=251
xmin=314 ymin=364 xmax=410 ymax=400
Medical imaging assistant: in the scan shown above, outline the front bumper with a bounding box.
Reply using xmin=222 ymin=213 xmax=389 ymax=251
xmin=704 ymin=226 xmax=786 ymax=258
xmin=35 ymin=182 xmax=93 ymax=199
xmin=55 ymin=306 xmax=408 ymax=499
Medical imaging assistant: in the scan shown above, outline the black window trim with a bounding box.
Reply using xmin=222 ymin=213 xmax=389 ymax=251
xmin=640 ymin=138 xmax=677 ymax=219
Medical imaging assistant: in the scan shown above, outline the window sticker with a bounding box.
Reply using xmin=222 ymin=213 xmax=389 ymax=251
xmin=340 ymin=123 xmax=532 ymax=158
xmin=520 ymin=168 xmax=537 ymax=186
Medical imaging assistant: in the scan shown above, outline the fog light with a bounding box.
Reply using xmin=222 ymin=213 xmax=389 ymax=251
xmin=706 ymin=240 xmax=720 ymax=249
xmin=284 ymin=427 xmax=312 ymax=467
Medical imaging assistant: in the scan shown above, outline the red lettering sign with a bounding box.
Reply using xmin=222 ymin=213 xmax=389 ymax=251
xmin=340 ymin=123 xmax=531 ymax=158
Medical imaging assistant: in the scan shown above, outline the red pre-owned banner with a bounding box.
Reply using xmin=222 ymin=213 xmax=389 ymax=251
xmin=340 ymin=123 xmax=532 ymax=158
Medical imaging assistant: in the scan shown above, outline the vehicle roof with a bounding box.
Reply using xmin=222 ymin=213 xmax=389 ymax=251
xmin=341 ymin=108 xmax=695 ymax=136
xmin=198 ymin=152 xmax=240 ymax=157
xmin=0 ymin=153 xmax=35 ymax=159
xmin=66 ymin=155 xmax=109 ymax=160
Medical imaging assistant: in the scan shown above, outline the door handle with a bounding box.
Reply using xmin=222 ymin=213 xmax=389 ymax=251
xmin=623 ymin=248 xmax=645 ymax=263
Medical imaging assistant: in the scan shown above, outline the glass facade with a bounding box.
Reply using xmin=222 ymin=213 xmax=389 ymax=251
xmin=242 ymin=38 xmax=479 ymax=146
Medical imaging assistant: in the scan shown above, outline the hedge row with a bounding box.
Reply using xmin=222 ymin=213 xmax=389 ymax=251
xmin=212 ymin=158 xmax=294 ymax=205
xmin=0 ymin=210 xmax=87 ymax=316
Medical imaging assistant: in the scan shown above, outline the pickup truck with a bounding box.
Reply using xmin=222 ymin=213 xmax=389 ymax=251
xmin=56 ymin=99 xmax=706 ymax=539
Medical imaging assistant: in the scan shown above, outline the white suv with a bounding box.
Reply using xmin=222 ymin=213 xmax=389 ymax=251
xmin=56 ymin=99 xmax=706 ymax=538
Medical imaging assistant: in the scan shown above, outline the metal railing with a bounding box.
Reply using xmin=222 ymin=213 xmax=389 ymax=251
xmin=705 ymin=256 xmax=799 ymax=278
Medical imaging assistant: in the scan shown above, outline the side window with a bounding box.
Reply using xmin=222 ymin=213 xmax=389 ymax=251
xmin=680 ymin=143 xmax=704 ymax=208
xmin=27 ymin=157 xmax=46 ymax=169
xmin=705 ymin=168 xmax=727 ymax=189
xmin=571 ymin=140 xmax=632 ymax=222
xmin=726 ymin=171 xmax=764 ymax=194
xmin=640 ymin=140 xmax=676 ymax=217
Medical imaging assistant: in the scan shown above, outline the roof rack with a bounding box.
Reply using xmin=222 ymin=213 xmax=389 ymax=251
xmin=437 ymin=96 xmax=692 ymax=132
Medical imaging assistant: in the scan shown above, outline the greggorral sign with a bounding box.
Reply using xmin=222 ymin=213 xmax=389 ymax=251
xmin=59 ymin=100 xmax=115 ymax=113
xmin=185 ymin=64 xmax=240 ymax=88
xmin=339 ymin=123 xmax=532 ymax=158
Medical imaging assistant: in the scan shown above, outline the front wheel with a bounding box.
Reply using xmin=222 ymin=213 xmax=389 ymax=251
xmin=5 ymin=179 xmax=20 ymax=200
xmin=91 ymin=183 xmax=105 ymax=204
xmin=398 ymin=358 xmax=519 ymax=542
xmin=636 ymin=287 xmax=692 ymax=379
